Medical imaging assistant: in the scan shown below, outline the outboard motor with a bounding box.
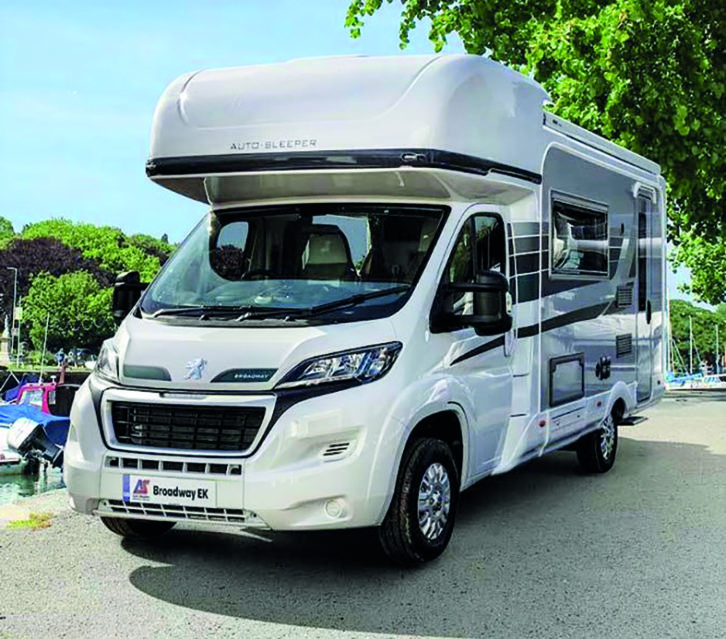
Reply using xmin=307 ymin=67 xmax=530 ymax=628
xmin=8 ymin=418 xmax=65 ymax=468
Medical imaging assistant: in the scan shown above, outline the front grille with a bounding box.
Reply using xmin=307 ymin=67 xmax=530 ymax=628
xmin=105 ymin=456 xmax=242 ymax=475
xmin=110 ymin=402 xmax=265 ymax=452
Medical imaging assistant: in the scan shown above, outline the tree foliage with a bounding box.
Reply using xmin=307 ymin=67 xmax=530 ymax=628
xmin=346 ymin=0 xmax=726 ymax=302
xmin=0 ymin=216 xmax=14 ymax=248
xmin=23 ymin=271 xmax=114 ymax=353
xmin=0 ymin=238 xmax=114 ymax=324
xmin=0 ymin=218 xmax=172 ymax=342
xmin=22 ymin=218 xmax=172 ymax=282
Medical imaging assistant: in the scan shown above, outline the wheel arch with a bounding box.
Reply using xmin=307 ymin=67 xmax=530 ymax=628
xmin=369 ymin=402 xmax=470 ymax=526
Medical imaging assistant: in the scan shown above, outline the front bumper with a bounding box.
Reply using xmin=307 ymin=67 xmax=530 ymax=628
xmin=65 ymin=379 xmax=402 ymax=531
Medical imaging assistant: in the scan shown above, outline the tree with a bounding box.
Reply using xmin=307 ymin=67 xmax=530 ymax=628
xmin=346 ymin=0 xmax=726 ymax=303
xmin=0 ymin=237 xmax=114 ymax=323
xmin=23 ymin=271 xmax=114 ymax=353
xmin=21 ymin=218 xmax=170 ymax=281
xmin=0 ymin=216 xmax=14 ymax=248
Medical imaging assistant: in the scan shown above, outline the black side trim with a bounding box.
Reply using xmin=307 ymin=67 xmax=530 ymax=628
xmin=450 ymin=301 xmax=613 ymax=363
xmin=212 ymin=369 xmax=277 ymax=383
xmin=123 ymin=365 xmax=172 ymax=381
xmin=540 ymin=302 xmax=611 ymax=334
xmin=451 ymin=336 xmax=505 ymax=365
xmin=518 ymin=302 xmax=614 ymax=337
xmin=518 ymin=323 xmax=539 ymax=339
xmin=146 ymin=148 xmax=542 ymax=185
xmin=453 ymin=302 xmax=609 ymax=365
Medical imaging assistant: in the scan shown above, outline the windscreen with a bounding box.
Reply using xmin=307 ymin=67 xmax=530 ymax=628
xmin=140 ymin=204 xmax=447 ymax=322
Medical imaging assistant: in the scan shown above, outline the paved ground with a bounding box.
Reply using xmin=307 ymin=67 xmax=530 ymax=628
xmin=1 ymin=392 xmax=725 ymax=639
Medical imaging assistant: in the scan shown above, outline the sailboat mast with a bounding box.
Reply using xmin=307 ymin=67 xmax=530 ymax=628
xmin=717 ymin=324 xmax=720 ymax=375
xmin=689 ymin=316 xmax=693 ymax=375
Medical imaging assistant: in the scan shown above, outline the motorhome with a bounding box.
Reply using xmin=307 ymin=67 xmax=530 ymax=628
xmin=65 ymin=55 xmax=666 ymax=564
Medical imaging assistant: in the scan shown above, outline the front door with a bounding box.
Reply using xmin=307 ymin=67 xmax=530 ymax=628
xmin=437 ymin=211 xmax=514 ymax=475
xmin=636 ymin=193 xmax=653 ymax=402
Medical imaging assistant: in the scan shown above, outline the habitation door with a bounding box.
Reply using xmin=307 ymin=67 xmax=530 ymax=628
xmin=636 ymin=193 xmax=653 ymax=402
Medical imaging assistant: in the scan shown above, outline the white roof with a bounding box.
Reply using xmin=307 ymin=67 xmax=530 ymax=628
xmin=150 ymin=55 xmax=546 ymax=166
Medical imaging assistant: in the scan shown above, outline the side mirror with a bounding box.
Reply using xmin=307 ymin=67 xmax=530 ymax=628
xmin=112 ymin=271 xmax=147 ymax=325
xmin=431 ymin=270 xmax=512 ymax=336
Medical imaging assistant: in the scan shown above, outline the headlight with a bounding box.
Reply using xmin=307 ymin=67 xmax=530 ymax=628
xmin=94 ymin=339 xmax=119 ymax=383
xmin=276 ymin=342 xmax=402 ymax=389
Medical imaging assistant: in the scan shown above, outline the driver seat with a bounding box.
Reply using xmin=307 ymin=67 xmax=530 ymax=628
xmin=301 ymin=226 xmax=357 ymax=280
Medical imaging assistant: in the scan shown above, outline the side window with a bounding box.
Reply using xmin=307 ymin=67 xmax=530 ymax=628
xmin=210 ymin=220 xmax=250 ymax=280
xmin=551 ymin=196 xmax=608 ymax=277
xmin=446 ymin=214 xmax=505 ymax=312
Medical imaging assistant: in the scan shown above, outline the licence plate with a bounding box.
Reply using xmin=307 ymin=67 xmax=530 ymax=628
xmin=122 ymin=474 xmax=216 ymax=507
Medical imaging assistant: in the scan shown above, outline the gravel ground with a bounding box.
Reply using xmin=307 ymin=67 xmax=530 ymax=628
xmin=1 ymin=392 xmax=725 ymax=639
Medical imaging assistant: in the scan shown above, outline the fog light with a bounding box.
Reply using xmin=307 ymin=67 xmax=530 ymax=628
xmin=324 ymin=498 xmax=345 ymax=518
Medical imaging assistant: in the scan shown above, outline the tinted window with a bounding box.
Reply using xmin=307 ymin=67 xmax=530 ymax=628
xmin=551 ymin=198 xmax=608 ymax=276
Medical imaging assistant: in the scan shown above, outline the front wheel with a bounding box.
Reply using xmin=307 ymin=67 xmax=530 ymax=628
xmin=101 ymin=517 xmax=176 ymax=539
xmin=576 ymin=409 xmax=618 ymax=473
xmin=378 ymin=437 xmax=459 ymax=566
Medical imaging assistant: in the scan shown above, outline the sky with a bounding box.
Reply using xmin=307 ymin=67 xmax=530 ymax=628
xmin=0 ymin=1 xmax=694 ymax=302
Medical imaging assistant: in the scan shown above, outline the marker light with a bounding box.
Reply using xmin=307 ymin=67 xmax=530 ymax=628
xmin=276 ymin=342 xmax=402 ymax=389
xmin=95 ymin=339 xmax=120 ymax=383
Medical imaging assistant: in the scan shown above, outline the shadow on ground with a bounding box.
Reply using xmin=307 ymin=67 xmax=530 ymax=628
xmin=122 ymin=432 xmax=726 ymax=638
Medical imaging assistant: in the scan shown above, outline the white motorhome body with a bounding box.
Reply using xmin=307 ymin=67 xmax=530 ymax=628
xmin=65 ymin=55 xmax=666 ymax=563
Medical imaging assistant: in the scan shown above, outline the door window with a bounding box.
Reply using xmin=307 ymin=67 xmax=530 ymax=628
xmin=445 ymin=214 xmax=506 ymax=313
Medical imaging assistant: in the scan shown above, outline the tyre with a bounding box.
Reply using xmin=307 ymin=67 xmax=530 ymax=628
xmin=101 ymin=516 xmax=176 ymax=539
xmin=379 ymin=437 xmax=459 ymax=565
xmin=576 ymin=409 xmax=618 ymax=473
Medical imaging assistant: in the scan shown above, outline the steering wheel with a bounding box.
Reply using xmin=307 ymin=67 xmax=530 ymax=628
xmin=241 ymin=269 xmax=276 ymax=280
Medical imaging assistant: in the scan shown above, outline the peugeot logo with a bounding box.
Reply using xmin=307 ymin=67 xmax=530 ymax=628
xmin=184 ymin=358 xmax=208 ymax=381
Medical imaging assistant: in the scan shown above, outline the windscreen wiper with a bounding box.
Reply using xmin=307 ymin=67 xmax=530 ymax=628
xmin=151 ymin=305 xmax=303 ymax=321
xmin=151 ymin=305 xmax=253 ymax=319
xmin=282 ymin=285 xmax=410 ymax=320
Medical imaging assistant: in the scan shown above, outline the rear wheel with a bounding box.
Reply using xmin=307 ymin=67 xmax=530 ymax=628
xmin=378 ymin=437 xmax=459 ymax=565
xmin=576 ymin=409 xmax=619 ymax=473
xmin=101 ymin=517 xmax=176 ymax=539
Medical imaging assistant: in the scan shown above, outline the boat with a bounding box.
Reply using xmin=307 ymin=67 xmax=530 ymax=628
xmin=0 ymin=373 xmax=78 ymax=470
xmin=1 ymin=403 xmax=69 ymax=469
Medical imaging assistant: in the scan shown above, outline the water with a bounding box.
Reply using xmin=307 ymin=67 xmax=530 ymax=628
xmin=0 ymin=467 xmax=65 ymax=506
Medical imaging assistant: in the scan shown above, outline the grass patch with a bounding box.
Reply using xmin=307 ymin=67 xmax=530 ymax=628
xmin=7 ymin=511 xmax=54 ymax=530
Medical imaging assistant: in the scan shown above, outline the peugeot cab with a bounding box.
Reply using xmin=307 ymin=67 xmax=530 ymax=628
xmin=65 ymin=55 xmax=666 ymax=564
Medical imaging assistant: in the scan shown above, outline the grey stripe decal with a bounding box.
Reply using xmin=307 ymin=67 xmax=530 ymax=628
xmin=517 ymin=273 xmax=539 ymax=303
xmin=515 ymin=252 xmax=541 ymax=275
xmin=514 ymin=236 xmax=542 ymax=254
xmin=452 ymin=302 xmax=611 ymax=365
xmin=512 ymin=222 xmax=540 ymax=236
